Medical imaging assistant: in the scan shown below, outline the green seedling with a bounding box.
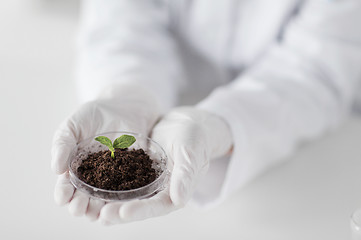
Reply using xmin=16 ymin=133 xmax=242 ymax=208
xmin=94 ymin=134 xmax=136 ymax=159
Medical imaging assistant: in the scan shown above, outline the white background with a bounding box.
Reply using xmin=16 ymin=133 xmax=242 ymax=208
xmin=0 ymin=1 xmax=361 ymax=239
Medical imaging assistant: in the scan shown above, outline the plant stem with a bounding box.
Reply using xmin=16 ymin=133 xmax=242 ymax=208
xmin=111 ymin=151 xmax=115 ymax=159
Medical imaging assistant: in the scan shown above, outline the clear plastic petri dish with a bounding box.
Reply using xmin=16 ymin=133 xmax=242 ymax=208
xmin=68 ymin=131 xmax=169 ymax=202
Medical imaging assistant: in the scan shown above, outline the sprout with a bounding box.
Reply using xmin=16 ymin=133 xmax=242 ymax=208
xmin=94 ymin=134 xmax=136 ymax=159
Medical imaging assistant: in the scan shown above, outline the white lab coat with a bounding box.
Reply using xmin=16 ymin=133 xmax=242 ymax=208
xmin=76 ymin=0 xmax=361 ymax=207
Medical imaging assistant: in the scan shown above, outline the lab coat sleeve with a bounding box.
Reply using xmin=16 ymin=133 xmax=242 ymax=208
xmin=76 ymin=0 xmax=184 ymax=110
xmin=194 ymin=0 xmax=361 ymax=207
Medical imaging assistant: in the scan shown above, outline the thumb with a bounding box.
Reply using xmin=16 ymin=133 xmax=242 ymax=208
xmin=51 ymin=120 xmax=77 ymax=174
xmin=119 ymin=188 xmax=176 ymax=222
xmin=169 ymin=146 xmax=206 ymax=206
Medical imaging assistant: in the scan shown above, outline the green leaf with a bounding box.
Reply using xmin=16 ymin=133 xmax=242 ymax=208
xmin=113 ymin=134 xmax=136 ymax=149
xmin=94 ymin=136 xmax=114 ymax=152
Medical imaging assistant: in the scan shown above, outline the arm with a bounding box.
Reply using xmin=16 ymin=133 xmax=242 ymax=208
xmin=52 ymin=0 xmax=186 ymax=221
xmin=89 ymin=0 xmax=361 ymax=223
xmin=197 ymin=0 xmax=361 ymax=201
xmin=76 ymin=0 xmax=184 ymax=110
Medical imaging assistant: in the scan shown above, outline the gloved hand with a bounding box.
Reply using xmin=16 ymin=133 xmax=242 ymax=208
xmin=51 ymin=83 xmax=161 ymax=221
xmin=98 ymin=106 xmax=233 ymax=223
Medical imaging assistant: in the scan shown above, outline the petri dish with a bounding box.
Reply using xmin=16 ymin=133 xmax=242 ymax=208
xmin=68 ymin=131 xmax=169 ymax=202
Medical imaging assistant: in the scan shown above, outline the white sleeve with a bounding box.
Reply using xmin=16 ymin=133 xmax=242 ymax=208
xmin=194 ymin=0 xmax=361 ymax=207
xmin=75 ymin=0 xmax=185 ymax=110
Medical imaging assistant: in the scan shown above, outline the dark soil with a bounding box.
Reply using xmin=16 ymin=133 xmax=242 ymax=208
xmin=77 ymin=148 xmax=157 ymax=191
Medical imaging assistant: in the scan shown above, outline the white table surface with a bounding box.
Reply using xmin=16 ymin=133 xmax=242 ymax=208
xmin=1 ymin=1 xmax=360 ymax=239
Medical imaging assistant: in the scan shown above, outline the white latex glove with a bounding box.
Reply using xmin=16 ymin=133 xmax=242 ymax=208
xmin=51 ymin=83 xmax=161 ymax=221
xmin=99 ymin=106 xmax=233 ymax=223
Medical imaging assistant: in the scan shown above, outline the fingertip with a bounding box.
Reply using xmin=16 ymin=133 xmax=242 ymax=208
xmin=68 ymin=191 xmax=89 ymax=217
xmin=99 ymin=202 xmax=123 ymax=224
xmin=51 ymin=146 xmax=71 ymax=174
xmin=98 ymin=219 xmax=112 ymax=226
xmin=54 ymin=184 xmax=74 ymax=206
xmin=54 ymin=173 xmax=75 ymax=205
xmin=86 ymin=198 xmax=105 ymax=221
xmin=119 ymin=200 xmax=142 ymax=222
